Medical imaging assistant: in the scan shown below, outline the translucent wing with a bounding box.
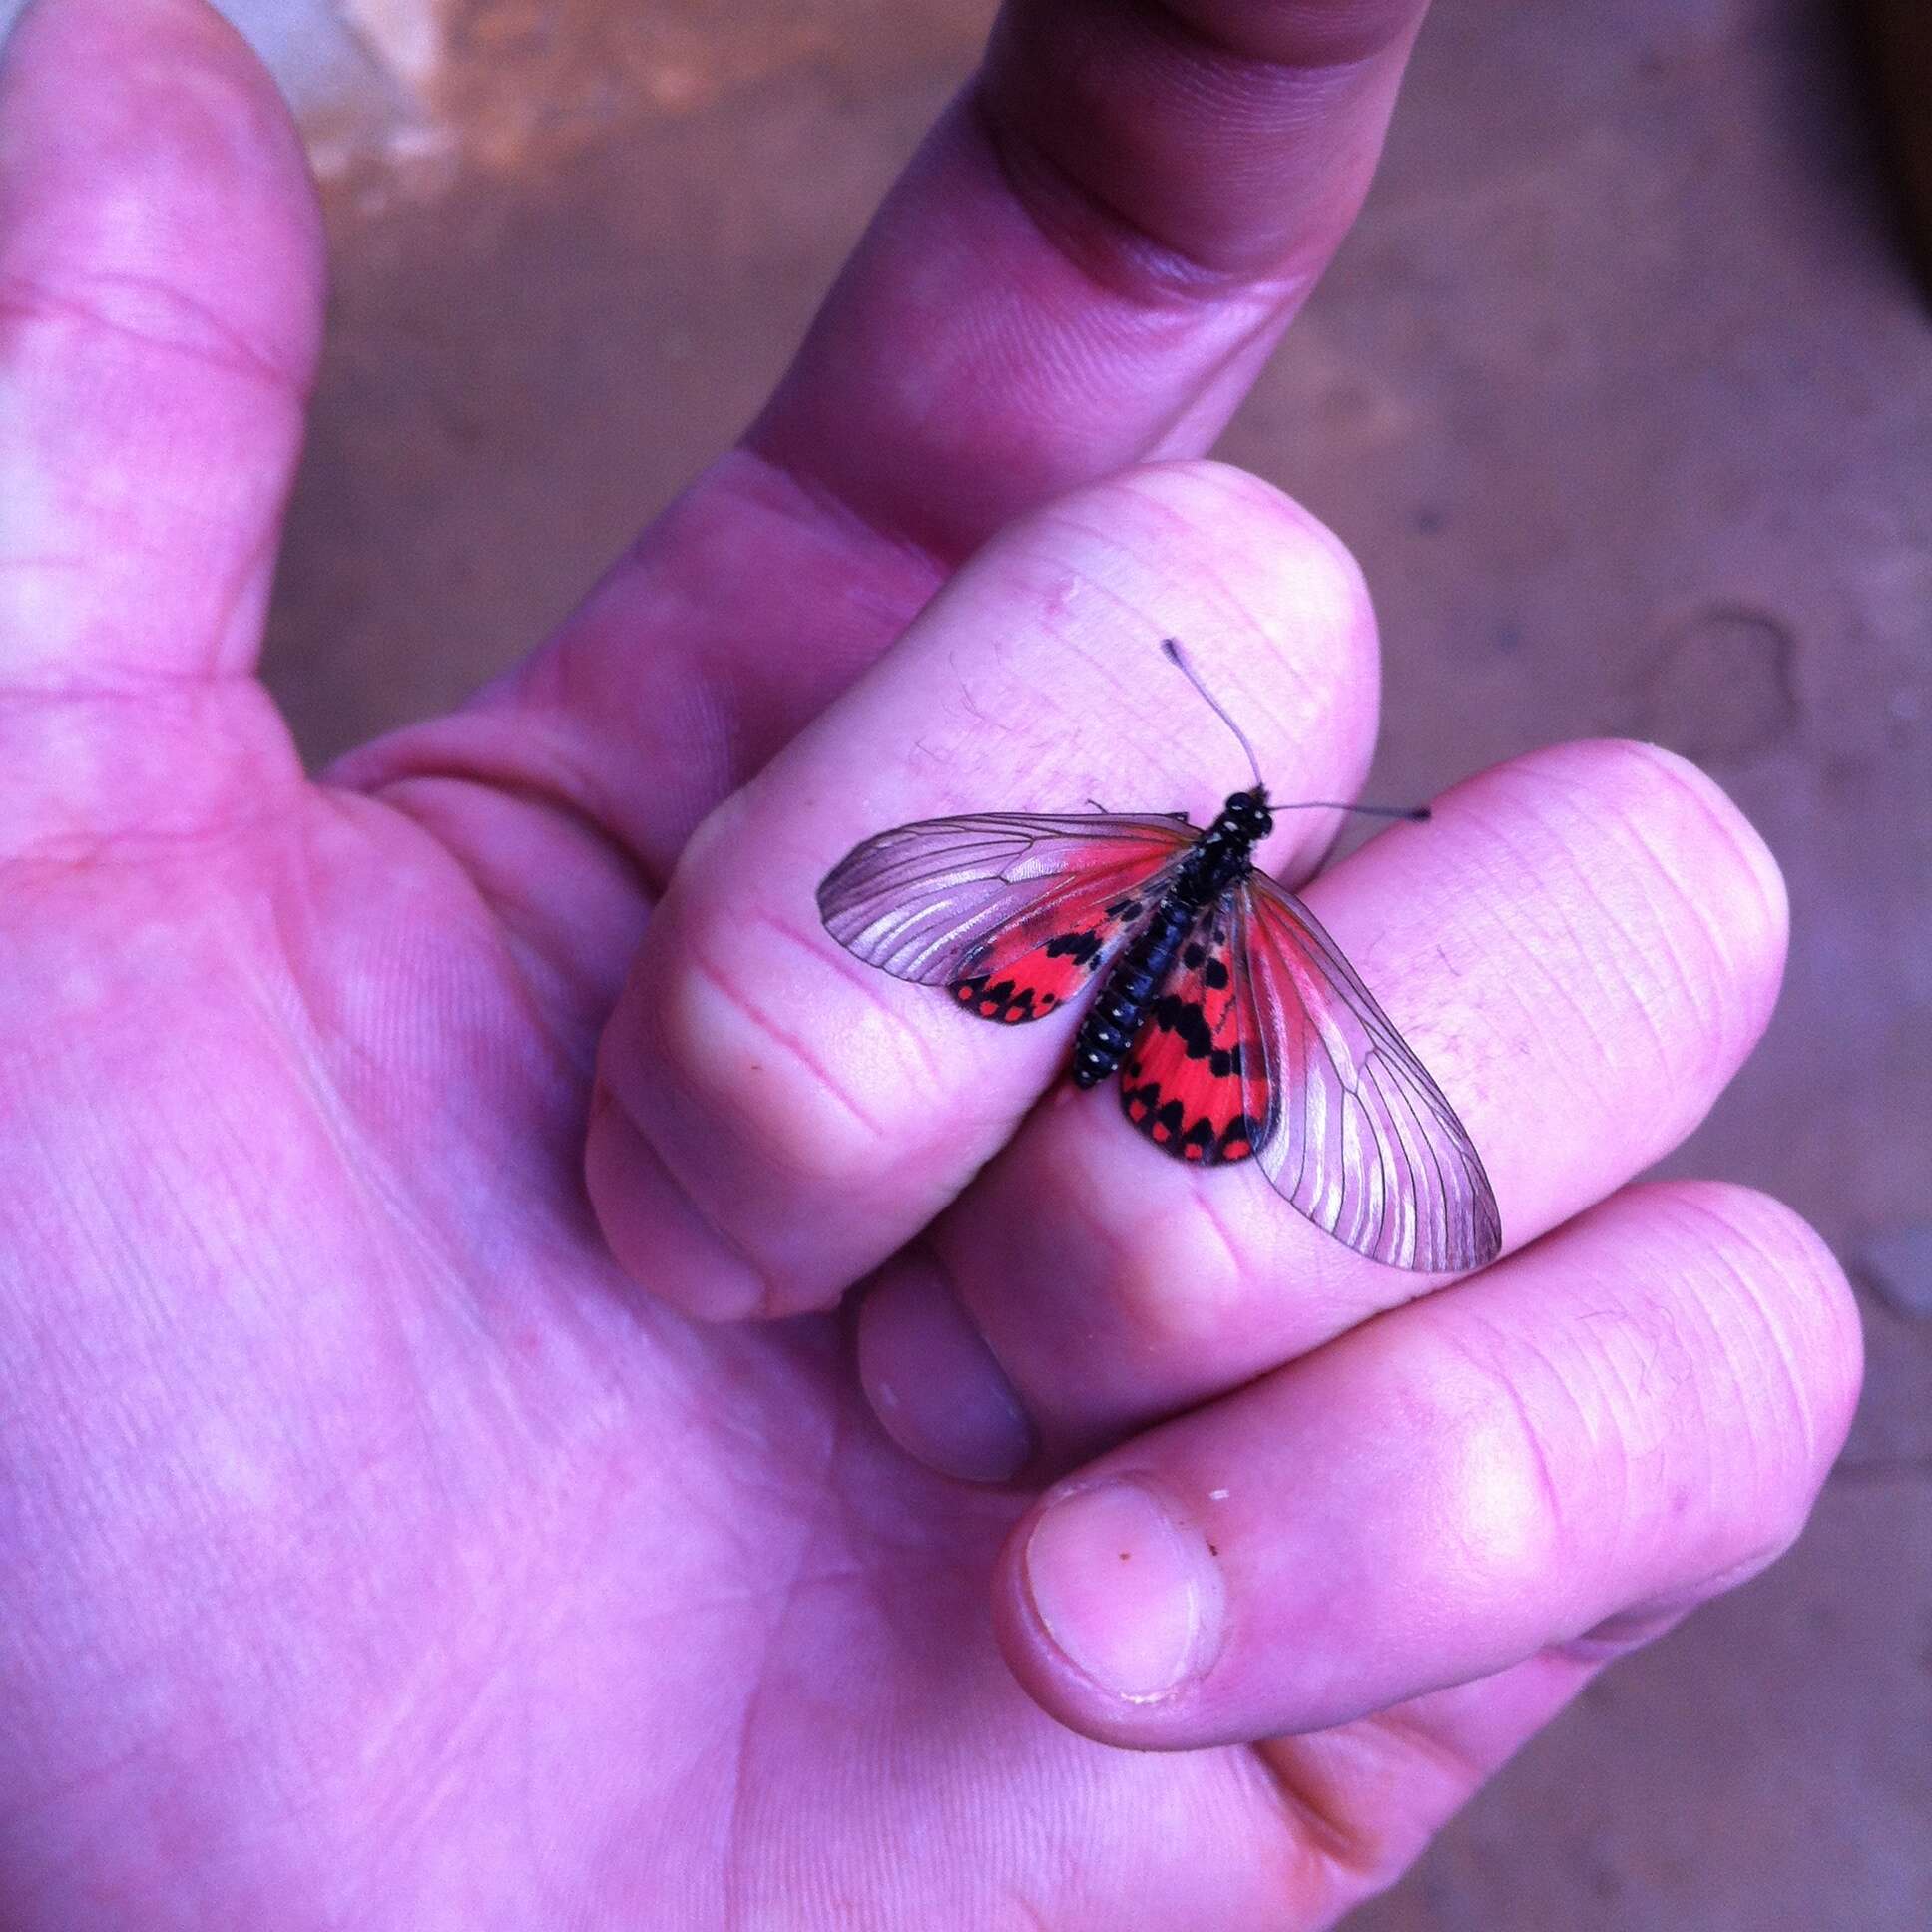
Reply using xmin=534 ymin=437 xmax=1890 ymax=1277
xmin=818 ymin=812 xmax=1191 ymax=1023
xmin=1230 ymin=873 xmax=1500 ymax=1271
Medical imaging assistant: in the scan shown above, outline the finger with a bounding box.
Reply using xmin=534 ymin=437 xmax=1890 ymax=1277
xmin=857 ymin=737 xmax=1791 ymax=1481
xmin=585 ymin=461 xmax=1380 ymax=1321
xmin=378 ymin=0 xmax=1435 ymax=886
xmin=988 ymin=1182 xmax=1861 ymax=1748
xmin=0 ymin=0 xmax=324 ymax=689
xmin=751 ymin=0 xmax=1433 ymax=560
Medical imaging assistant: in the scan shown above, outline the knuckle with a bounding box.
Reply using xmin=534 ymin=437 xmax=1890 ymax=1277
xmin=1390 ymin=1315 xmax=1570 ymax=1596
xmin=1566 ymin=1182 xmax=1858 ymax=1585
xmin=1161 ymin=0 xmax=1428 ymax=74
xmin=647 ymin=915 xmax=900 ymax=1194
xmin=1109 ymin=1195 xmax=1252 ymax=1353
xmin=629 ymin=810 xmax=951 ymax=1206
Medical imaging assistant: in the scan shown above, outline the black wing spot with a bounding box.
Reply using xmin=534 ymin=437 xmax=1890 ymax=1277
xmin=1182 ymin=941 xmax=1207 ymax=970
xmin=1123 ymin=1076 xmax=1259 ymax=1167
xmin=947 ymin=974 xmax=1038 ymax=1022
xmin=1151 ymin=993 xmax=1215 ymax=1060
xmin=1202 ymin=955 xmax=1230 ymax=991
xmin=1044 ymin=928 xmax=1104 ymax=968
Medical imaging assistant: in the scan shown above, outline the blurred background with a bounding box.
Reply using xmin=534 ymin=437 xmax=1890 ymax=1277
xmin=14 ymin=0 xmax=1925 ymax=1922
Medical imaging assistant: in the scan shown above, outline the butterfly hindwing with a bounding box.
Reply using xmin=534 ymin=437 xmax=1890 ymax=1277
xmin=1120 ymin=901 xmax=1273 ymax=1164
xmin=1236 ymin=873 xmax=1501 ymax=1272
xmin=947 ymin=882 xmax=1162 ymax=1025
xmin=817 ymin=811 xmax=1192 ymax=1024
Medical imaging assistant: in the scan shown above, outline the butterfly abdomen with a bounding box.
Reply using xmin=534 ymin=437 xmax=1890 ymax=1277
xmin=1070 ymin=896 xmax=1196 ymax=1088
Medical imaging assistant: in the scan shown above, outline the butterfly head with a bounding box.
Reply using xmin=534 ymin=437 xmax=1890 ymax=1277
xmin=1221 ymin=786 xmax=1273 ymax=841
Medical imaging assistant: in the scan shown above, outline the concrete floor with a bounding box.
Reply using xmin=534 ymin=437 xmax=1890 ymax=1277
xmin=23 ymin=0 xmax=1928 ymax=1923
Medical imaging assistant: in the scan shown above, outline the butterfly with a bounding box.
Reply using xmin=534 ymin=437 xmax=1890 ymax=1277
xmin=816 ymin=642 xmax=1501 ymax=1272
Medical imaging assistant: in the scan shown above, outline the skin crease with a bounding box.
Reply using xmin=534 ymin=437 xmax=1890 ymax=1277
xmin=0 ymin=2 xmax=1862 ymax=1929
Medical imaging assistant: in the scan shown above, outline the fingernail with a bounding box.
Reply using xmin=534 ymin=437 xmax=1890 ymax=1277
xmin=859 ymin=1257 xmax=1034 ymax=1484
xmin=1023 ymin=1479 xmax=1222 ymax=1701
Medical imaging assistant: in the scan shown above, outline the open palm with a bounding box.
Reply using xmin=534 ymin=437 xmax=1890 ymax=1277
xmin=0 ymin=3 xmax=1859 ymax=1927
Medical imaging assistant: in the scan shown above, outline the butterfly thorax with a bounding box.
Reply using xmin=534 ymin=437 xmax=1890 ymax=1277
xmin=1070 ymin=788 xmax=1271 ymax=1088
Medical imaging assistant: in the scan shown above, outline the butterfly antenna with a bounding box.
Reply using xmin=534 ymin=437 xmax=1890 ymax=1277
xmin=1161 ymin=641 xmax=1430 ymax=820
xmin=1161 ymin=638 xmax=1264 ymax=791
xmin=1274 ymin=799 xmax=1433 ymax=823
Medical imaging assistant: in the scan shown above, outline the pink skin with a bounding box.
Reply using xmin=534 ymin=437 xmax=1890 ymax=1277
xmin=0 ymin=2 xmax=1860 ymax=1928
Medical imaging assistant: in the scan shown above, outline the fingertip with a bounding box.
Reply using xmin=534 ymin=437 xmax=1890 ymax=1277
xmin=1602 ymin=738 xmax=1791 ymax=1065
xmin=1040 ymin=458 xmax=1382 ymax=817
xmin=857 ymin=1253 xmax=1036 ymax=1485
xmin=1596 ymin=738 xmax=1788 ymax=943
xmin=590 ymin=849 xmax=948 ymax=1320
xmin=1427 ymin=738 xmax=1789 ymax=1105
xmin=1632 ymin=1180 xmax=1864 ymax=1489
xmin=1 ymin=0 xmax=326 ymax=379
xmin=584 ymin=1080 xmax=766 ymax=1324
xmin=0 ymin=0 xmax=329 ymax=692
xmin=1487 ymin=738 xmax=1788 ymax=966
xmin=1117 ymin=459 xmax=1378 ymax=666
xmin=992 ymin=1466 xmax=1233 ymax=1749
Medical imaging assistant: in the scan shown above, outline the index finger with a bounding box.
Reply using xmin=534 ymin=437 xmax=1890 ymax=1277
xmin=752 ymin=0 xmax=1435 ymax=560
xmin=423 ymin=0 xmax=1438 ymax=890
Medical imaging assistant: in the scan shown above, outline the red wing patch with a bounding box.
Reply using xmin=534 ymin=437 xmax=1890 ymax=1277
xmin=1119 ymin=903 xmax=1273 ymax=1163
xmin=817 ymin=810 xmax=1191 ymax=1024
xmin=949 ymin=882 xmax=1161 ymax=1024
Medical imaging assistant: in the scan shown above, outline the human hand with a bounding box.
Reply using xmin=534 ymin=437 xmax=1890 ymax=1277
xmin=0 ymin=1 xmax=1859 ymax=1927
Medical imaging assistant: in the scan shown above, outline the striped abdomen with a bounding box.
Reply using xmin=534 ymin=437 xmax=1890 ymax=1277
xmin=1070 ymin=896 xmax=1197 ymax=1087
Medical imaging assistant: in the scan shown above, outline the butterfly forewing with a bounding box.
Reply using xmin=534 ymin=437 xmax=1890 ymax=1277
xmin=817 ymin=811 xmax=1192 ymax=1022
xmin=1234 ymin=874 xmax=1501 ymax=1271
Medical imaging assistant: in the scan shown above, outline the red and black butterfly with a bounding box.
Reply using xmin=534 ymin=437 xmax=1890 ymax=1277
xmin=817 ymin=642 xmax=1501 ymax=1272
